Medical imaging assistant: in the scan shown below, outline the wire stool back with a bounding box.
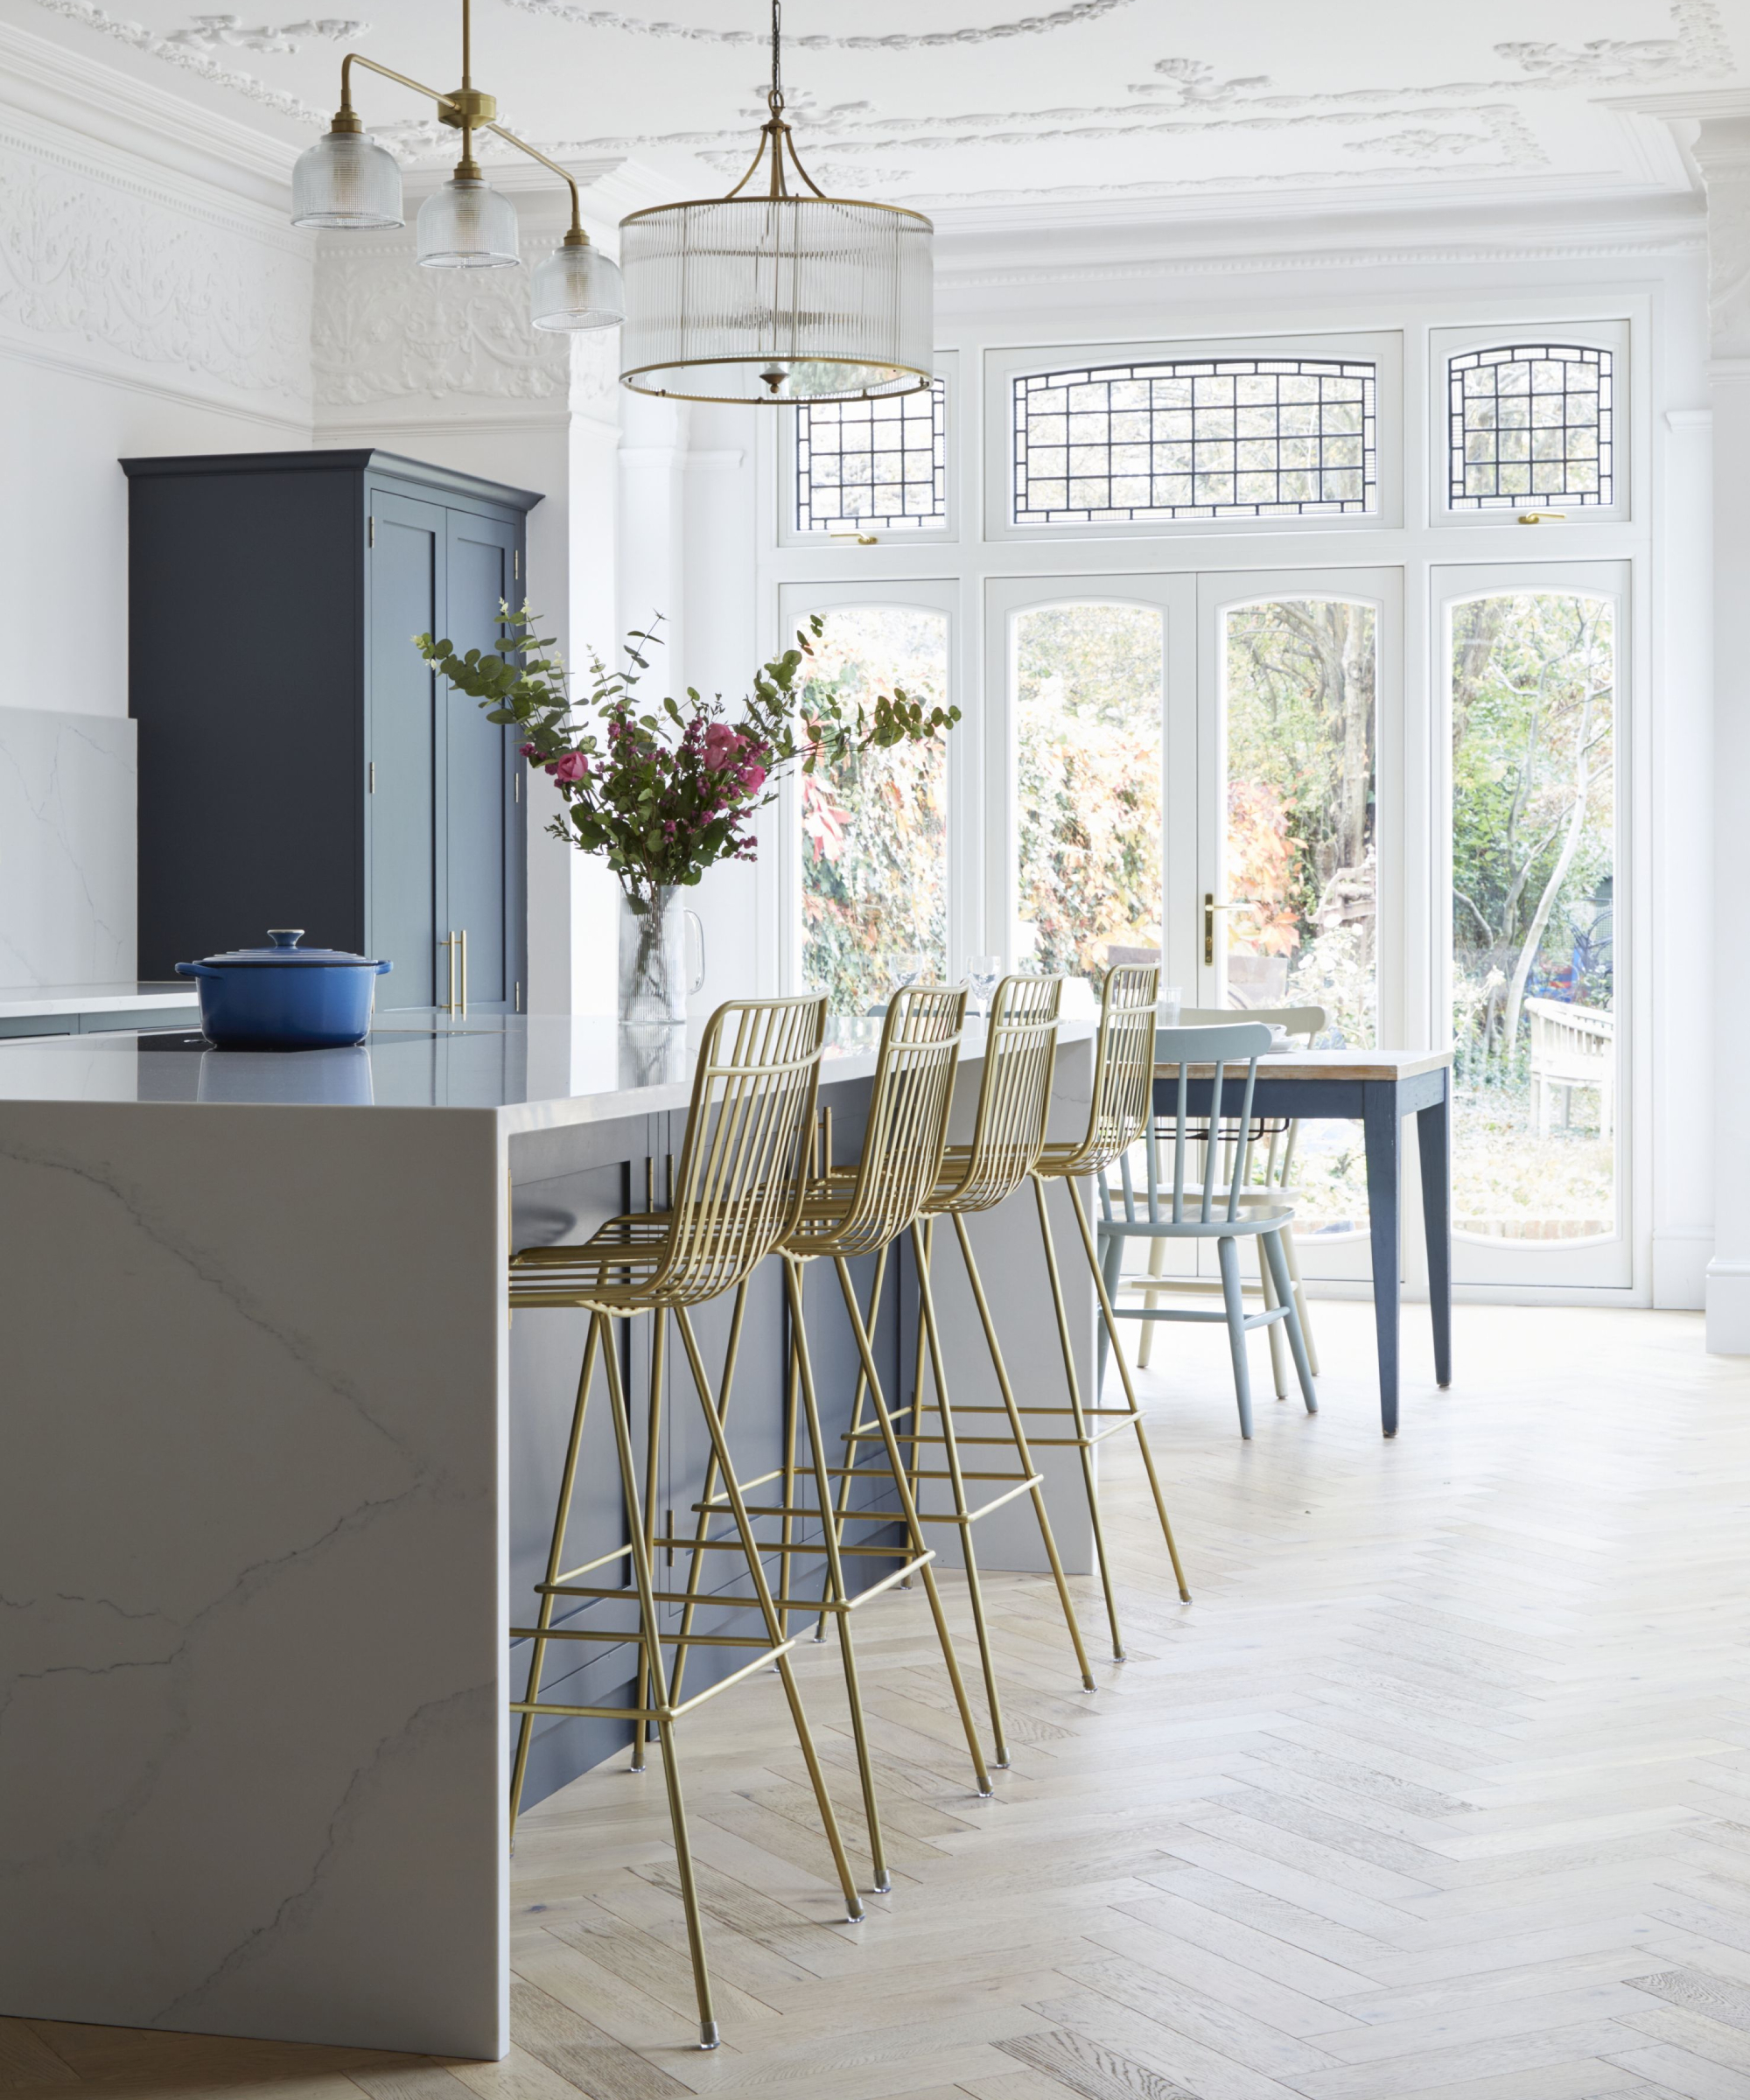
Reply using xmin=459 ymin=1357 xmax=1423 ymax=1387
xmin=931 ymin=973 xmax=1063 ymax=1214
xmin=1045 ymin=962 xmax=1160 ymax=1179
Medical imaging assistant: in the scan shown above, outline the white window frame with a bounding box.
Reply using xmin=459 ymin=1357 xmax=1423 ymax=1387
xmin=983 ymin=331 xmax=1404 ymax=544
xmin=1430 ymin=319 xmax=1630 ymax=528
xmin=775 ymin=351 xmax=960 ymax=550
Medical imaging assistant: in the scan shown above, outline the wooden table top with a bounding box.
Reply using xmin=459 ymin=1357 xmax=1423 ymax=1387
xmin=1153 ymin=1047 xmax=1454 ymax=1082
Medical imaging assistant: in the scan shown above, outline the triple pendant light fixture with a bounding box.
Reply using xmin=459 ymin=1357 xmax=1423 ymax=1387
xmin=290 ymin=0 xmax=934 ymax=399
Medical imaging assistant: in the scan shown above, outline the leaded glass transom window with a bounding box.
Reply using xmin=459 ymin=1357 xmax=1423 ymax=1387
xmin=1012 ymin=357 xmax=1376 ymax=525
xmin=1448 ymin=345 xmax=1613 ymax=509
xmin=794 ymin=381 xmax=946 ymax=534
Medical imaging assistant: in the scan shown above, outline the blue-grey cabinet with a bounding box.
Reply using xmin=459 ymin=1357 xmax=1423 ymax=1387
xmin=124 ymin=449 xmax=541 ymax=1012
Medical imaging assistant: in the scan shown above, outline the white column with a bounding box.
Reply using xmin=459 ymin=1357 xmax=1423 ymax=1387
xmin=1696 ymin=118 xmax=1750 ymax=1348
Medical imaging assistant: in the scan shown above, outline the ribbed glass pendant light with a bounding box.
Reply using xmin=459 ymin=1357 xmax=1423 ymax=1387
xmin=290 ymin=0 xmax=622 ymax=327
xmin=618 ymin=0 xmax=933 ymax=404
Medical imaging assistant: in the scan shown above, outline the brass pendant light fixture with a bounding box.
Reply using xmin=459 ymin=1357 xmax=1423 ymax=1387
xmin=290 ymin=0 xmax=623 ymax=332
xmin=618 ymin=0 xmax=934 ymax=403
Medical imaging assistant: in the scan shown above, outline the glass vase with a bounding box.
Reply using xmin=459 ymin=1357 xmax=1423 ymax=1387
xmin=618 ymin=886 xmax=704 ymax=1027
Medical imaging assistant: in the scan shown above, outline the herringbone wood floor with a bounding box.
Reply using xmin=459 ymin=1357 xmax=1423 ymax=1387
xmin=9 ymin=1304 xmax=1750 ymax=2100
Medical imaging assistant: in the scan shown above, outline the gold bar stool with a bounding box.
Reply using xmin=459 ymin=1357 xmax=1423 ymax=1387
xmin=505 ymin=995 xmax=864 ymax=2052
xmin=677 ymin=986 xmax=998 ymax=1897
xmin=843 ymin=973 xmax=1097 ymax=1772
xmin=1029 ymin=962 xmax=1193 ymax=1663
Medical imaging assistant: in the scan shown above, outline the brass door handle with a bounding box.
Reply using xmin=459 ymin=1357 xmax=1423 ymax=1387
xmin=1203 ymin=893 xmax=1266 ymax=966
xmin=438 ymin=929 xmax=468 ymax=1014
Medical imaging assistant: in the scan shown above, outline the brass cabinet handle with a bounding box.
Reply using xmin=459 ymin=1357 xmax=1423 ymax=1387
xmin=458 ymin=927 xmax=468 ymax=1015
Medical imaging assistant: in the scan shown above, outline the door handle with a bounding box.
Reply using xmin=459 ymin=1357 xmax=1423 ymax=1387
xmin=1203 ymin=893 xmax=1267 ymax=966
xmin=438 ymin=930 xmax=468 ymax=1015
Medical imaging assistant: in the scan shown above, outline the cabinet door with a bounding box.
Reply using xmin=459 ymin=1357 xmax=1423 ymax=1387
xmin=367 ymin=492 xmax=444 ymax=1008
xmin=442 ymin=508 xmax=523 ymax=1012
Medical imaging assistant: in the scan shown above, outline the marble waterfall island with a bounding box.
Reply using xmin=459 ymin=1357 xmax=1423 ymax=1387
xmin=0 ymin=1015 xmax=1096 ymax=2058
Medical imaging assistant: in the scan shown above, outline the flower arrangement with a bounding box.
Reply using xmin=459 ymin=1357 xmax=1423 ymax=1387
xmin=416 ymin=607 xmax=960 ymax=906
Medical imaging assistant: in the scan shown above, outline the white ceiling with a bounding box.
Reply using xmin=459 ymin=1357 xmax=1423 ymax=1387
xmin=5 ymin=0 xmax=1745 ymax=221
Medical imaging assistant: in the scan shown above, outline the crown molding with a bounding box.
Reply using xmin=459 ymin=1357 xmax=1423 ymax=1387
xmin=933 ymin=193 xmax=1707 ymax=291
xmin=0 ymin=16 xmax=304 ymax=214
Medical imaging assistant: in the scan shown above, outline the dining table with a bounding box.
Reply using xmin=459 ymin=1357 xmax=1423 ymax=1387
xmin=1152 ymin=1047 xmax=1454 ymax=1437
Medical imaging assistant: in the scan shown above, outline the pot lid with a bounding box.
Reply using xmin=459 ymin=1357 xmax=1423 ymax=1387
xmin=198 ymin=928 xmax=388 ymax=967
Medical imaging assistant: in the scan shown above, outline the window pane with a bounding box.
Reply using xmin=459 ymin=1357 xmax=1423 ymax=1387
xmin=800 ymin=608 xmax=948 ymax=1013
xmin=795 ymin=381 xmax=946 ymax=534
xmin=1224 ymin=598 xmax=1377 ymax=1234
xmin=1015 ymin=358 xmax=1376 ymax=525
xmin=1014 ymin=603 xmax=1163 ymax=990
xmin=1447 ymin=346 xmax=1614 ymax=509
xmin=1451 ymin=593 xmax=1616 ymax=1241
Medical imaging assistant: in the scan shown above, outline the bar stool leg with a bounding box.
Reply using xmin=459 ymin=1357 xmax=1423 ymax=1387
xmin=1032 ymin=1177 xmax=1125 ymax=1659
xmin=912 ymin=1221 xmax=1011 ymax=1768
xmin=631 ymin=1309 xmax=665 ymax=1774
xmin=509 ymin=1311 xmax=602 ymax=1844
xmin=783 ymin=1256 xmax=891 ymax=1894
xmin=830 ymin=1256 xmax=994 ymax=1797
xmin=668 ymin=1281 xmax=751 ymax=1714
xmin=672 ymin=1308 xmax=867 ymax=1925
xmin=948 ymin=1210 xmax=1096 ymax=1691
xmin=817 ymin=1245 xmax=890 ymax=1640
xmin=598 ymin=1313 xmax=720 ymax=2050
xmin=1063 ymin=1176 xmax=1191 ymax=1605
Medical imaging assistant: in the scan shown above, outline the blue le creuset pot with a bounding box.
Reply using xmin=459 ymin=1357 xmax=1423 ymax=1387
xmin=176 ymin=929 xmax=392 ymax=1050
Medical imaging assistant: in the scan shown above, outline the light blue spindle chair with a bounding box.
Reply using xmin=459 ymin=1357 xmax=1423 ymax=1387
xmin=1098 ymin=1022 xmax=1316 ymax=1439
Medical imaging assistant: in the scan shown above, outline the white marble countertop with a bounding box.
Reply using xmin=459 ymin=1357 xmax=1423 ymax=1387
xmin=0 ymin=979 xmax=200 ymax=1019
xmin=0 ymin=1012 xmax=1097 ymax=1132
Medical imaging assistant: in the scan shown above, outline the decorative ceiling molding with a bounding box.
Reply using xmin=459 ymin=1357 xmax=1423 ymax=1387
xmin=33 ymin=0 xmax=342 ymax=126
xmin=497 ymin=0 xmax=1137 ymax=52
xmin=164 ymin=14 xmax=366 ymax=57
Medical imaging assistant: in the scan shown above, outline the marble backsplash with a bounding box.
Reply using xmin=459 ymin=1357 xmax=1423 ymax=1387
xmin=0 ymin=706 xmax=135 ymax=986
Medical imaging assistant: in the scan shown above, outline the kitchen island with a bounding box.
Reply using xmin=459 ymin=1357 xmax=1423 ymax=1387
xmin=0 ymin=1014 xmax=1097 ymax=2061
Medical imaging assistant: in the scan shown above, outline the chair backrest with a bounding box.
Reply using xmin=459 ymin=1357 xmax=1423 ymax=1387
xmin=654 ymin=995 xmax=827 ymax=1303
xmin=1144 ymin=1021 xmax=1272 ymax=1224
xmin=806 ymin=984 xmax=967 ymax=1258
xmin=1177 ymin=1004 xmax=1324 ymax=1046
xmin=934 ymin=973 xmax=1062 ymax=1211
xmin=1056 ymin=961 xmax=1159 ymax=1175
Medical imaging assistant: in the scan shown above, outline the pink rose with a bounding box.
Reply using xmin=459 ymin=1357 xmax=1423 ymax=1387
xmin=548 ymin=751 xmax=589 ymax=782
xmin=738 ymin=763 xmax=767 ymax=794
xmin=703 ymin=724 xmax=746 ymax=771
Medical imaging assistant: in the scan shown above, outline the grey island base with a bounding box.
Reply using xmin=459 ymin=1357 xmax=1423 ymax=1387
xmin=0 ymin=1015 xmax=1098 ymax=2062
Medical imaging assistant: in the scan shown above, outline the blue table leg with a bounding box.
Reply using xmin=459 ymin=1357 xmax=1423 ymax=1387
xmin=1418 ymin=1079 xmax=1452 ymax=1389
xmin=1362 ymin=1081 xmax=1401 ymax=1438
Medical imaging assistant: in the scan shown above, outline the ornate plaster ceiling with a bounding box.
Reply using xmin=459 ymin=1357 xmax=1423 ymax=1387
xmin=3 ymin=0 xmax=1743 ymax=220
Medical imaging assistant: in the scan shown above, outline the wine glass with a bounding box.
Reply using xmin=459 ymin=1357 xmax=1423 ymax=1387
xmin=891 ymin=950 xmax=924 ymax=998
xmin=967 ymin=953 xmax=1000 ymax=1018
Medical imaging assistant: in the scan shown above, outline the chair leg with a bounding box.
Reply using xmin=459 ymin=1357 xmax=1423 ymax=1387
xmin=1215 ymin=1236 xmax=1254 ymax=1439
xmin=509 ymin=1310 xmax=603 ymax=1844
xmin=668 ymin=1280 xmax=751 ymax=1714
xmin=1097 ymin=1229 xmax=1126 ymax=1402
xmin=672 ymin=1308 xmax=866 ymax=1926
xmin=1263 ymin=1230 xmax=1317 ymax=1413
xmin=630 ymin=1309 xmax=666 ymax=1774
xmin=1257 ymin=1235 xmax=1289 ymax=1401
xmin=1280 ymin=1222 xmax=1320 ymax=1376
xmin=831 ymin=1256 xmax=993 ymax=1797
xmin=783 ymin=1256 xmax=891 ymax=1894
xmin=948 ymin=1210 xmax=1095 ymax=1691
xmin=912 ymin=1221 xmax=1011 ymax=1767
xmin=598 ymin=1314 xmax=720 ymax=2050
xmin=1062 ymin=1176 xmax=1190 ymax=1606
xmin=1137 ymin=1234 xmax=1168 ymax=1369
xmin=1032 ymin=1178 xmax=1126 ymax=1660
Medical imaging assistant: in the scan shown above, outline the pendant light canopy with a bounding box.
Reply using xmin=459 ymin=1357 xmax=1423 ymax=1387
xmin=290 ymin=0 xmax=622 ymax=328
xmin=618 ymin=1 xmax=933 ymax=405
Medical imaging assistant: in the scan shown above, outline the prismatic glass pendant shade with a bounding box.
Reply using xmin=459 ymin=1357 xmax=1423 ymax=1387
xmin=619 ymin=194 xmax=931 ymax=402
xmin=531 ymin=236 xmax=625 ymax=331
xmin=417 ymin=175 xmax=519 ymax=268
xmin=291 ymin=129 xmax=403 ymax=229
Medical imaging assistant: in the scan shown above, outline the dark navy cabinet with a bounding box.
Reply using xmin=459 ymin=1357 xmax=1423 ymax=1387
xmin=124 ymin=449 xmax=541 ymax=1011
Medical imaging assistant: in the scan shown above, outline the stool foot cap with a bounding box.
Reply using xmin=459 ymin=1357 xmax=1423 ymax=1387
xmin=976 ymin=1785 xmax=994 ymax=1798
xmin=873 ymin=1873 xmax=892 ymax=1894
xmin=846 ymin=1904 xmax=866 ymax=1923
xmin=699 ymin=2022 xmax=721 ymax=2051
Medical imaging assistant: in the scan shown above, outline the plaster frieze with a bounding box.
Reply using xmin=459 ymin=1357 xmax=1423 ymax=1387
xmin=1691 ymin=116 xmax=1750 ymax=360
xmin=0 ymin=125 xmax=309 ymax=404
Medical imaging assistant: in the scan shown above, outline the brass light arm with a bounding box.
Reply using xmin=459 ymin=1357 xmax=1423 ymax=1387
xmin=484 ymin=122 xmax=586 ymax=240
xmin=337 ymin=51 xmax=459 ymax=128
